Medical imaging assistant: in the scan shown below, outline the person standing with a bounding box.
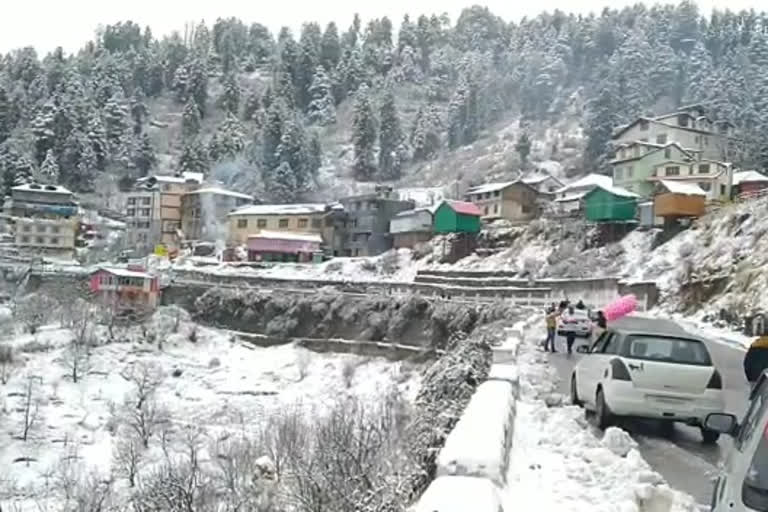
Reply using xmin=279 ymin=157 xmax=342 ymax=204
xmin=562 ymin=305 xmax=577 ymax=354
xmin=744 ymin=335 xmax=768 ymax=386
xmin=545 ymin=307 xmax=559 ymax=352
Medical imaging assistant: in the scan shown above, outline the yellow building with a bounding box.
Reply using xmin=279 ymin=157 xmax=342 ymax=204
xmin=227 ymin=203 xmax=330 ymax=245
xmin=10 ymin=183 xmax=79 ymax=257
xmin=465 ymin=180 xmax=540 ymax=222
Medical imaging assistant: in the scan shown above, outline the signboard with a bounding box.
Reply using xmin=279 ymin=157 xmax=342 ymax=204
xmin=154 ymin=244 xmax=168 ymax=257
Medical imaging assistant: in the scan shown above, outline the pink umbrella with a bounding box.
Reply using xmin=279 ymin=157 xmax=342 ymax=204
xmin=602 ymin=294 xmax=638 ymax=322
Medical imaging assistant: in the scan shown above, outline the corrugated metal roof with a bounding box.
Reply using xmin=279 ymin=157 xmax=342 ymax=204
xmin=93 ymin=267 xmax=153 ymax=279
xmin=555 ymin=174 xmax=613 ymax=194
xmin=228 ymin=203 xmax=327 ymax=216
xmin=733 ymin=170 xmax=768 ymax=185
xmin=659 ymin=179 xmax=707 ymax=196
xmin=467 ymin=181 xmax=516 ymax=195
xmin=445 ymin=200 xmax=483 ymax=216
xmin=185 ymin=187 xmax=254 ymax=200
xmin=589 ymin=184 xmax=640 ymax=199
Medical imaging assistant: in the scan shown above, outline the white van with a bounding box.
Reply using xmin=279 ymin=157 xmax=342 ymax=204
xmin=705 ymin=371 xmax=768 ymax=511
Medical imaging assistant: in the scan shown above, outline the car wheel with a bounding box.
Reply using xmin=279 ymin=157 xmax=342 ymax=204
xmin=701 ymin=428 xmax=720 ymax=444
xmin=595 ymin=388 xmax=613 ymax=430
xmin=570 ymin=374 xmax=582 ymax=406
xmin=659 ymin=421 xmax=675 ymax=438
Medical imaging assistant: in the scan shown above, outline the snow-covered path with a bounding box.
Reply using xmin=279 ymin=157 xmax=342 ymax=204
xmin=500 ymin=337 xmax=699 ymax=512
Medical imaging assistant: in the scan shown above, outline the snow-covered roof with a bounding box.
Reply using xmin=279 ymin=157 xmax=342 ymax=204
xmin=466 ymin=181 xmax=516 ymax=195
xmin=554 ymin=192 xmax=588 ymax=203
xmin=247 ymin=230 xmax=322 ymax=243
xmin=659 ymin=179 xmax=707 ymax=196
xmin=733 ymin=170 xmax=768 ymax=185
xmin=137 ymin=172 xmax=204 ymax=185
xmin=12 ymin=183 xmax=73 ymax=194
xmin=93 ymin=267 xmax=153 ymax=279
xmin=394 ymin=206 xmax=436 ymax=218
xmin=556 ymin=174 xmax=612 ymax=194
xmin=589 ymin=184 xmax=640 ymax=198
xmin=185 ymin=187 xmax=254 ymax=200
xmin=228 ymin=203 xmax=327 ymax=216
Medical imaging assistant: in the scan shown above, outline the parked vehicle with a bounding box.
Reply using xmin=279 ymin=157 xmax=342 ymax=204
xmin=570 ymin=316 xmax=726 ymax=443
xmin=558 ymin=308 xmax=592 ymax=338
xmin=706 ymin=371 xmax=768 ymax=512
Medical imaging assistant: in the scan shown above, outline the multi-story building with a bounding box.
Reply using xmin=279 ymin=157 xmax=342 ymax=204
xmin=339 ymin=186 xmax=414 ymax=257
xmin=465 ymin=180 xmax=539 ymax=222
xmin=124 ymin=172 xmax=203 ymax=253
xmin=9 ymin=183 xmax=79 ymax=257
xmin=181 ymin=187 xmax=254 ymax=242
xmin=646 ymin=159 xmax=733 ymax=202
xmin=611 ymin=105 xmax=737 ymax=198
xmin=226 ymin=203 xmax=330 ymax=246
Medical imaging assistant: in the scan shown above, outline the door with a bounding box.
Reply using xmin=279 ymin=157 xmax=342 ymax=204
xmin=578 ymin=331 xmax=615 ymax=406
xmin=620 ymin=335 xmax=714 ymax=395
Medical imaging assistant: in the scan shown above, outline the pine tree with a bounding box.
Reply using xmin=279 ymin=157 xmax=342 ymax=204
xmin=221 ymin=71 xmax=241 ymax=115
xmin=351 ymin=84 xmax=377 ymax=181
xmin=276 ymin=116 xmax=311 ymax=192
xmin=172 ymin=64 xmax=189 ymax=103
xmin=321 ymin=22 xmax=342 ymax=70
xmin=130 ymin=90 xmax=148 ymax=135
xmin=209 ymin=113 xmax=246 ymax=162
xmin=307 ymin=66 xmax=336 ymax=125
xmin=178 ymin=138 xmax=210 ymax=175
xmin=30 ymin=100 xmax=57 ymax=164
xmin=243 ymin=89 xmax=261 ymax=122
xmin=584 ymin=76 xmax=621 ymax=172
xmin=133 ymin=132 xmax=157 ymax=176
xmin=37 ymin=149 xmax=59 ymax=184
xmin=378 ymin=89 xmax=403 ymax=180
xmin=103 ymin=91 xmax=130 ymax=152
xmin=86 ymin=112 xmax=109 ymax=171
xmin=262 ymin=102 xmax=284 ymax=172
xmin=187 ymin=56 xmax=209 ymax=117
xmin=308 ymin=130 xmax=322 ymax=177
xmin=269 ymin=161 xmax=298 ymax=203
xmin=181 ymin=98 xmax=202 ymax=141
xmin=515 ymin=132 xmax=532 ymax=168
xmin=410 ymin=104 xmax=441 ymax=161
xmin=0 ymin=86 xmax=10 ymax=144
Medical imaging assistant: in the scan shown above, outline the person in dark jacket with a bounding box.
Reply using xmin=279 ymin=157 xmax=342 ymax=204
xmin=596 ymin=310 xmax=607 ymax=329
xmin=744 ymin=335 xmax=768 ymax=385
xmin=575 ymin=299 xmax=586 ymax=310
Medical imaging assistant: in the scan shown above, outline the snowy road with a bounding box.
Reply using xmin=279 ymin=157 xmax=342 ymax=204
xmin=548 ymin=321 xmax=749 ymax=508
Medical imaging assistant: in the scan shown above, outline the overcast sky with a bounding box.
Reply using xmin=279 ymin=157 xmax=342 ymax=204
xmin=0 ymin=0 xmax=760 ymax=55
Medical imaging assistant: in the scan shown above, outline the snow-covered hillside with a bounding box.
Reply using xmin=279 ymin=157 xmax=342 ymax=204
xmin=0 ymin=309 xmax=421 ymax=510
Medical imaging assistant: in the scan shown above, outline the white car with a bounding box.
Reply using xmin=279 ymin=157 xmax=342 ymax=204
xmin=558 ymin=308 xmax=592 ymax=338
xmin=705 ymin=372 xmax=768 ymax=512
xmin=569 ymin=317 xmax=726 ymax=443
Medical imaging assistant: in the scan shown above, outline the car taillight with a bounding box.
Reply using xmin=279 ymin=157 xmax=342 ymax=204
xmin=610 ymin=359 xmax=632 ymax=381
xmin=707 ymin=370 xmax=723 ymax=389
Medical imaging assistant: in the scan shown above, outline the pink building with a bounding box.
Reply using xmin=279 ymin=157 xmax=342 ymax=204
xmin=247 ymin=230 xmax=322 ymax=263
xmin=89 ymin=266 xmax=161 ymax=311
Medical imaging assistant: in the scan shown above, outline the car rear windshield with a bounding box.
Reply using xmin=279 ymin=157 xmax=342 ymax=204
xmin=743 ymin=424 xmax=768 ymax=511
xmin=622 ymin=335 xmax=712 ymax=366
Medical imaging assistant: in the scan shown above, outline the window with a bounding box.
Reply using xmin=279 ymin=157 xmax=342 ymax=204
xmin=694 ymin=135 xmax=700 ymax=144
xmin=312 ymin=218 xmax=322 ymax=229
xmin=354 ymin=201 xmax=362 ymax=211
xmin=36 ymin=225 xmax=46 ymax=233
xmin=128 ymin=208 xmax=136 ymax=216
xmin=237 ymin=219 xmax=248 ymax=228
xmin=720 ymin=184 xmax=726 ymax=196
xmin=614 ymin=168 xmax=623 ymax=181
xmin=20 ymin=236 xmax=29 ymax=244
xmin=639 ymin=119 xmax=649 ymax=131
xmin=627 ymin=166 xmax=634 ymax=178
xmin=298 ymin=218 xmax=309 ymax=228
xmin=664 ymin=148 xmax=671 ymax=158
xmin=665 ymin=166 xmax=680 ymax=176
xmin=741 ymin=405 xmax=768 ymax=510
xmin=656 ymin=134 xmax=667 ymax=144
xmin=494 ymin=191 xmax=501 ymax=198
xmin=600 ymin=334 xmax=621 ymax=355
xmin=50 ymin=237 xmax=59 ymax=245
xmin=640 ymin=137 xmax=648 ymax=143
xmin=522 ymin=204 xmax=532 ymax=213
xmin=162 ymin=184 xmax=171 ymax=191
xmin=127 ymin=198 xmax=137 ymax=205
xmin=622 ymin=335 xmax=712 ymax=366
xmin=368 ymin=201 xmax=378 ymax=210
xmin=22 ymin=225 xmax=31 ymax=233
xmin=483 ymin=206 xmax=489 ymax=215
xmin=704 ymin=137 xmax=709 ymax=147
xmin=139 ymin=209 xmax=150 ymax=217
xmin=698 ymin=163 xmax=710 ymax=174
xmin=142 ymin=197 xmax=151 ymax=205
xmin=257 ymin=219 xmax=267 ymax=228
xmin=493 ymin=204 xmax=499 ymax=214
xmin=36 ymin=236 xmax=45 ymax=244
xmin=699 ymin=182 xmax=711 ymax=191
xmin=678 ymin=114 xmax=689 ymax=127
xmin=138 ymin=221 xmax=150 ymax=229
xmin=51 ymin=226 xmax=60 ymax=234
xmin=633 ymin=146 xmax=640 ymax=157
xmin=279 ymin=218 xmax=289 ymax=228
xmin=590 ymin=332 xmax=614 ymax=352
xmin=736 ymin=379 xmax=768 ymax=450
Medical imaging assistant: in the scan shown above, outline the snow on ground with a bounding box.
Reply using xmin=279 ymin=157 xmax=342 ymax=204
xmin=172 ymin=248 xmax=422 ymax=282
xmin=502 ymin=329 xmax=698 ymax=512
xmin=0 ymin=313 xmax=420 ymax=503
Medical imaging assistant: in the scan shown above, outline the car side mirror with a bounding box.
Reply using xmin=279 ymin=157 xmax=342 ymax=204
xmin=704 ymin=413 xmax=739 ymax=436
xmin=576 ymin=345 xmax=590 ymax=354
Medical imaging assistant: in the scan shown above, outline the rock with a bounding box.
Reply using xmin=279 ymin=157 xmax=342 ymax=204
xmin=544 ymin=393 xmax=564 ymax=407
xmin=172 ymin=368 xmax=183 ymax=378
xmin=602 ymin=426 xmax=638 ymax=457
xmin=208 ymin=357 xmax=221 ymax=368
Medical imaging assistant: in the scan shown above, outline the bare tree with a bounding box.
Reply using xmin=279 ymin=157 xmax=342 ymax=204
xmin=20 ymin=376 xmax=42 ymax=441
xmin=120 ymin=362 xmax=164 ymax=411
xmin=0 ymin=344 xmax=16 ymax=385
xmin=122 ymin=395 xmax=168 ymax=449
xmin=295 ymin=350 xmax=311 ymax=381
xmin=15 ymin=293 xmax=58 ymax=334
xmin=63 ymin=339 xmax=91 ymax=384
xmin=61 ymin=300 xmax=96 ymax=384
xmin=113 ymin=430 xmax=143 ymax=488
